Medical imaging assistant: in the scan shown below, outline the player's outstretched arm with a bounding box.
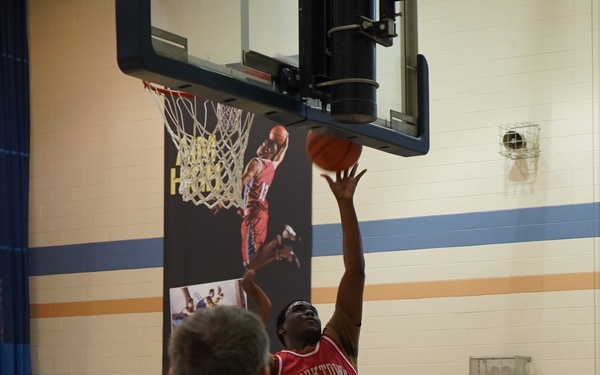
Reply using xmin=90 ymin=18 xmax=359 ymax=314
xmin=272 ymin=131 xmax=289 ymax=168
xmin=242 ymin=269 xmax=272 ymax=327
xmin=321 ymin=164 xmax=367 ymax=326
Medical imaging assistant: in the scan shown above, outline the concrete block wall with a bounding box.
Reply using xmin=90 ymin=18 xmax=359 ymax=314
xmin=27 ymin=0 xmax=599 ymax=374
xmin=28 ymin=0 xmax=164 ymax=373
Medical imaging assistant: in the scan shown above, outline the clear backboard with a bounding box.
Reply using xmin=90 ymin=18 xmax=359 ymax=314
xmin=116 ymin=0 xmax=429 ymax=156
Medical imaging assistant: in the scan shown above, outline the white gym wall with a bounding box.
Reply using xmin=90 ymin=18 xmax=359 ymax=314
xmin=28 ymin=0 xmax=599 ymax=374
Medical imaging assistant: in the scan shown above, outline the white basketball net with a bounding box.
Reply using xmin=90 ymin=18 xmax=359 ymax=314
xmin=144 ymin=81 xmax=254 ymax=209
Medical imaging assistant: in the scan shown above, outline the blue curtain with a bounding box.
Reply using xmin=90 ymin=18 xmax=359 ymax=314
xmin=0 ymin=0 xmax=32 ymax=374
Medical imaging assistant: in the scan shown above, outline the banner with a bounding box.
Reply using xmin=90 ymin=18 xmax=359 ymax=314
xmin=162 ymin=106 xmax=312 ymax=372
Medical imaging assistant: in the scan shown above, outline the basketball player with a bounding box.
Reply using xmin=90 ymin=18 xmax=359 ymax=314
xmin=168 ymin=306 xmax=270 ymax=375
xmin=194 ymin=287 xmax=223 ymax=309
xmin=243 ymin=165 xmax=367 ymax=375
xmin=237 ymin=130 xmax=301 ymax=270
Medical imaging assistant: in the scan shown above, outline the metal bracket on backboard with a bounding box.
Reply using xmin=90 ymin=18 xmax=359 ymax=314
xmin=151 ymin=27 xmax=188 ymax=63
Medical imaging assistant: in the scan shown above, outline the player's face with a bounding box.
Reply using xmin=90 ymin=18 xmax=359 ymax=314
xmin=283 ymin=301 xmax=321 ymax=341
xmin=257 ymin=140 xmax=276 ymax=158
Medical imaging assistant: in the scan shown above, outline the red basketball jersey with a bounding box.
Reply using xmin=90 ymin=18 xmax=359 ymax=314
xmin=243 ymin=157 xmax=275 ymax=214
xmin=273 ymin=334 xmax=358 ymax=375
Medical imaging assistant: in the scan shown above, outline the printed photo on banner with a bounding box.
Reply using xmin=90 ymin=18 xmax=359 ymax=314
xmin=168 ymin=278 xmax=246 ymax=332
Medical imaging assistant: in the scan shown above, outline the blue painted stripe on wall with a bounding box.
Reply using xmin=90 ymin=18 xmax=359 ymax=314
xmin=29 ymin=203 xmax=599 ymax=275
xmin=29 ymin=238 xmax=163 ymax=276
xmin=313 ymin=202 xmax=600 ymax=256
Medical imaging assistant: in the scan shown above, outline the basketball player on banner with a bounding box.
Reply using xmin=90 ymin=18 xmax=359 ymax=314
xmin=215 ymin=125 xmax=301 ymax=271
xmin=243 ymin=164 xmax=367 ymax=375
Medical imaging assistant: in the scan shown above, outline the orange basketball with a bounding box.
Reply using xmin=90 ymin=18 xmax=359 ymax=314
xmin=269 ymin=125 xmax=288 ymax=145
xmin=305 ymin=131 xmax=362 ymax=171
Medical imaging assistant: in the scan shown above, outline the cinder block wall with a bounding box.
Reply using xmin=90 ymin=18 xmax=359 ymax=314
xmin=28 ymin=0 xmax=599 ymax=374
xmin=28 ymin=0 xmax=164 ymax=373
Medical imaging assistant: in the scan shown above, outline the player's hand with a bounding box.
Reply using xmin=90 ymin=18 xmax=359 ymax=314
xmin=321 ymin=164 xmax=366 ymax=201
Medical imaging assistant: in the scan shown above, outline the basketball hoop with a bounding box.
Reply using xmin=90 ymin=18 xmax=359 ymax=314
xmin=143 ymin=81 xmax=254 ymax=209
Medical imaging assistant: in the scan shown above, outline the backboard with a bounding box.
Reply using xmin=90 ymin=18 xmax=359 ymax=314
xmin=116 ymin=0 xmax=429 ymax=156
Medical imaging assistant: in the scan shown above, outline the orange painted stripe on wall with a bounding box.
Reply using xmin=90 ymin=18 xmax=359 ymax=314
xmin=30 ymin=273 xmax=598 ymax=318
xmin=311 ymin=272 xmax=598 ymax=304
xmin=30 ymin=297 xmax=163 ymax=318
